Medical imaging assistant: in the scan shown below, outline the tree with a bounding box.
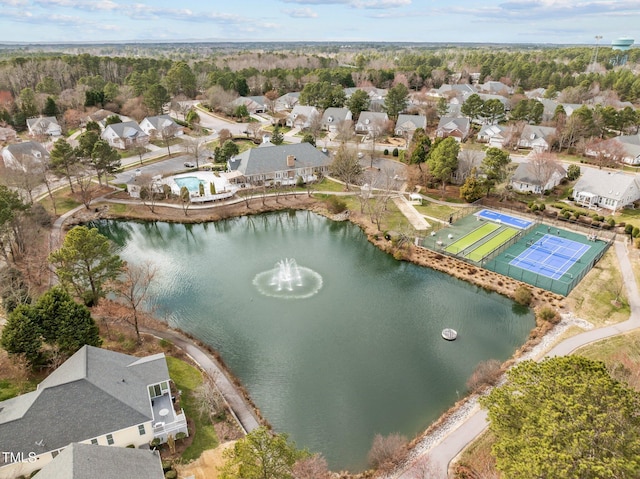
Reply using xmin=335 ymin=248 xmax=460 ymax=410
xmin=50 ymin=138 xmax=78 ymax=192
xmin=481 ymin=356 xmax=640 ymax=479
xmin=346 ymin=89 xmax=370 ymax=120
xmin=234 ymin=104 xmax=250 ymax=120
xmin=481 ymin=147 xmax=511 ymax=195
xmin=164 ymin=61 xmax=197 ymax=97
xmin=436 ymin=97 xmax=449 ymax=117
xmin=566 ymin=163 xmax=581 ymax=181
xmin=215 ymin=140 xmax=239 ymax=163
xmin=0 ymin=304 xmax=42 ymax=366
xmin=180 ymin=186 xmax=191 ymax=217
xmin=292 ymin=454 xmax=330 ymax=479
xmin=43 ymin=96 xmax=58 ymax=116
xmin=408 ymin=128 xmax=431 ymax=164
xmin=299 ymin=81 xmax=345 ymax=109
xmin=49 ymin=226 xmax=124 ymax=307
xmin=426 ymin=137 xmax=459 ymax=191
xmin=367 ymin=432 xmax=408 ymax=471
xmin=383 ymin=83 xmax=409 ymax=119
xmin=481 ymin=99 xmax=506 ymax=125
xmin=528 ymin=151 xmax=561 ymax=196
xmin=219 ymin=426 xmax=307 ymax=479
xmin=0 ymin=185 xmax=29 ymax=264
xmin=459 ymin=168 xmax=485 ymax=203
xmin=104 ymin=114 xmax=122 ymax=126
xmin=184 ymin=136 xmax=206 ymax=168
xmin=271 ymin=125 xmax=284 ymax=145
xmin=90 ymin=139 xmax=121 ymax=186
xmin=330 ymin=145 xmax=362 ymax=190
xmin=19 ymin=87 xmax=38 ymax=118
xmin=461 ymin=93 xmax=484 ymax=123
xmin=185 ymin=109 xmax=200 ymax=128
xmin=144 ymin=83 xmax=169 ymax=115
xmin=117 ymin=261 xmax=156 ymax=342
xmin=301 ymin=133 xmax=316 ymax=146
xmin=76 ymin=129 xmax=100 ymax=159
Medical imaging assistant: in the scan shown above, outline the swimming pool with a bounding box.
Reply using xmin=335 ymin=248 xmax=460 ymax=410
xmin=174 ymin=176 xmax=206 ymax=192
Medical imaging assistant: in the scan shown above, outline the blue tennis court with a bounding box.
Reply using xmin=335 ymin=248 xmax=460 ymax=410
xmin=475 ymin=209 xmax=533 ymax=230
xmin=509 ymin=234 xmax=591 ymax=280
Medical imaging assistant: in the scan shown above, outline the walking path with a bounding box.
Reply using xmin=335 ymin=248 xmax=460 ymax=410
xmin=389 ymin=239 xmax=640 ymax=478
xmin=392 ymin=195 xmax=430 ymax=230
xmin=141 ymin=325 xmax=261 ymax=434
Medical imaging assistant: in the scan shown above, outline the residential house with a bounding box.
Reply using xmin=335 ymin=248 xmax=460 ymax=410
xmin=321 ymin=107 xmax=352 ymax=132
xmin=286 ymin=105 xmax=320 ymax=129
xmin=139 ymin=115 xmax=184 ymax=140
xmin=615 ymin=134 xmax=640 ymax=165
xmin=518 ymin=125 xmax=557 ymax=152
xmin=525 ymin=87 xmax=547 ymax=99
xmin=344 ymin=86 xmax=387 ymax=101
xmin=477 ymin=124 xmax=510 ymax=147
xmin=435 ymin=116 xmax=471 ymax=142
xmin=538 ymin=98 xmax=561 ymax=122
xmin=231 ymin=96 xmax=265 ymax=114
xmin=83 ymin=109 xmax=132 ymax=130
xmin=478 ymin=81 xmax=512 ymax=96
xmin=355 ymin=111 xmax=389 ymax=135
xmin=0 ymin=126 xmax=17 ymax=143
xmin=394 ymin=114 xmax=427 ymax=137
xmin=0 ymin=345 xmax=188 ymax=479
xmin=26 ymin=116 xmax=61 ymax=137
xmin=227 ymin=142 xmax=331 ymax=186
xmin=32 ymin=443 xmax=164 ymax=479
xmin=275 ymin=92 xmax=300 ymax=111
xmin=510 ymin=161 xmax=567 ymax=194
xmin=573 ymin=168 xmax=640 ymax=212
xmin=561 ymin=103 xmax=583 ymax=117
xmin=1 ymin=141 xmax=49 ymax=171
xmin=435 ymin=84 xmax=477 ymax=98
xmin=101 ymin=121 xmax=149 ymax=150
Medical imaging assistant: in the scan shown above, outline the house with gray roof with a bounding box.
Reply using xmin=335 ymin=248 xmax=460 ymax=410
xmin=227 ymin=142 xmax=331 ymax=186
xmin=0 ymin=126 xmax=17 ymax=143
xmin=394 ymin=114 xmax=427 ymax=137
xmin=435 ymin=84 xmax=477 ymax=98
xmin=477 ymin=124 xmax=510 ymax=147
xmin=615 ymin=134 xmax=640 ymax=165
xmin=1 ymin=141 xmax=49 ymax=171
xmin=478 ymin=81 xmax=512 ymax=96
xmin=435 ymin=116 xmax=470 ymax=142
xmin=231 ymin=96 xmax=266 ymax=114
xmin=26 ymin=116 xmax=61 ymax=137
xmin=139 ymin=115 xmax=184 ymax=139
xmin=573 ymin=168 xmax=640 ymax=213
xmin=286 ymin=105 xmax=320 ymax=129
xmin=0 ymin=346 xmax=187 ymax=479
xmin=275 ymin=92 xmax=300 ymax=111
xmin=83 ymin=110 xmax=132 ymax=130
xmin=101 ymin=121 xmax=149 ymax=150
xmin=355 ymin=111 xmax=389 ymax=135
xmin=32 ymin=443 xmax=163 ymax=479
xmin=518 ymin=125 xmax=557 ymax=152
xmin=510 ymin=161 xmax=566 ymax=194
xmin=321 ymin=107 xmax=352 ymax=132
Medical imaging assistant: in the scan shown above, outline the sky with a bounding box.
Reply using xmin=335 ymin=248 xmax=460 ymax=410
xmin=0 ymin=0 xmax=637 ymax=45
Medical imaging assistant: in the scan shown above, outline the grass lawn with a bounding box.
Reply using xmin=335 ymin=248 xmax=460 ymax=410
xmin=314 ymin=178 xmax=351 ymax=193
xmin=0 ymin=378 xmax=38 ymax=401
xmin=166 ymin=356 xmax=219 ymax=463
xmin=38 ymin=186 xmax=82 ymax=215
xmin=414 ymin=202 xmax=459 ymax=220
xmin=576 ymin=330 xmax=640 ymax=367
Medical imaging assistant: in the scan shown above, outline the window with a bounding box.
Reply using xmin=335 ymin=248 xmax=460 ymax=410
xmin=138 ymin=424 xmax=146 ymax=436
xmin=106 ymin=434 xmax=114 ymax=445
xmin=51 ymin=450 xmax=59 ymax=459
xmin=91 ymin=438 xmax=98 ymax=445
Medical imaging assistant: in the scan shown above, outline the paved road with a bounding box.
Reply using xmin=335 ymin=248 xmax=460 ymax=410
xmin=392 ymin=239 xmax=640 ymax=478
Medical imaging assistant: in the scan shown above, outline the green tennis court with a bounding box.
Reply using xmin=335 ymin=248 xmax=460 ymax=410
xmin=445 ymin=222 xmax=500 ymax=255
xmin=466 ymin=227 xmax=519 ymax=262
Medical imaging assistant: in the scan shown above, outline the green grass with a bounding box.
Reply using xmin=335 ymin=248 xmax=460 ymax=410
xmin=576 ymin=331 xmax=640 ymax=365
xmin=0 ymin=378 xmax=38 ymax=401
xmin=466 ymin=227 xmax=518 ymax=262
xmin=38 ymin=186 xmax=82 ymax=215
xmin=166 ymin=356 xmax=219 ymax=463
xmin=445 ymin=222 xmax=500 ymax=254
xmin=414 ymin=202 xmax=458 ymax=219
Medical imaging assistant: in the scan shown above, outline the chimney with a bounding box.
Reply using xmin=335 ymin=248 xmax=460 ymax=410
xmin=287 ymin=155 xmax=295 ymax=167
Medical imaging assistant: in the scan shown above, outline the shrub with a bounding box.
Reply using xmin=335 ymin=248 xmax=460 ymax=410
xmin=626 ymin=224 xmax=635 ymax=235
xmin=367 ymin=433 xmax=408 ymax=470
xmin=530 ymin=204 xmax=539 ymax=212
xmin=466 ymin=359 xmax=502 ymax=391
xmin=537 ymin=306 xmax=559 ymax=323
xmin=175 ymin=432 xmax=187 ymax=440
xmin=538 ymin=203 xmax=545 ymax=211
xmin=633 ymin=227 xmax=640 ymax=238
xmin=383 ymin=148 xmax=389 ymax=155
xmin=325 ymin=196 xmax=347 ymax=214
xmin=514 ymin=285 xmax=533 ymax=306
xmin=210 ymin=182 xmax=216 ymax=194
xmin=392 ymin=147 xmax=399 ymax=157
xmin=566 ymin=164 xmax=580 ymax=181
xmin=563 ymin=211 xmax=571 ymax=219
xmin=159 ymin=338 xmax=173 ymax=349
xmin=165 ymin=471 xmax=177 ymax=479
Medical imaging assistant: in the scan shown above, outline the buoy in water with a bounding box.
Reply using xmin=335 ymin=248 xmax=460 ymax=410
xmin=442 ymin=328 xmax=458 ymax=341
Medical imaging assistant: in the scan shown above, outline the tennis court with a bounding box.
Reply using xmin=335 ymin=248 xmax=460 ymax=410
xmin=475 ymin=209 xmax=534 ymax=230
xmin=509 ymin=234 xmax=591 ymax=280
xmin=466 ymin=227 xmax=519 ymax=263
xmin=445 ymin=222 xmax=500 ymax=254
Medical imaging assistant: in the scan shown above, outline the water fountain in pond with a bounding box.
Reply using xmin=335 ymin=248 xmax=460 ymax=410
xmin=253 ymin=258 xmax=323 ymax=299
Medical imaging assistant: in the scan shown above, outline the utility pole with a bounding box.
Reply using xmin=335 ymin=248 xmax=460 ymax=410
xmin=590 ymin=35 xmax=603 ymax=72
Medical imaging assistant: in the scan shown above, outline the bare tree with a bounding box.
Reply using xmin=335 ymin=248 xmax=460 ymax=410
xmin=206 ymin=85 xmax=237 ymax=115
xmin=367 ymin=118 xmax=391 ymax=169
xmin=116 ymin=261 xmax=156 ymax=343
xmin=184 ymin=136 xmax=206 ymax=168
xmin=247 ymin=122 xmax=262 ymax=141
xmin=218 ymin=128 xmax=233 ymax=144
xmin=193 ymin=374 xmax=226 ymax=421
xmin=407 ymin=454 xmax=439 ymax=479
xmin=330 ymin=145 xmax=362 ymax=190
xmin=3 ymin=152 xmax=45 ymax=203
xmin=179 ymin=185 xmax=191 ymax=216
xmin=137 ymin=173 xmax=161 ymax=213
xmin=292 ymin=454 xmax=330 ymax=479
xmin=335 ymin=119 xmax=356 ymax=144
xmin=307 ymin=112 xmax=323 ymax=142
xmin=584 ymin=138 xmax=627 ymax=169
xmin=466 ymin=359 xmax=503 ymax=392
xmin=528 ymin=151 xmax=562 ymax=198
xmin=367 ymin=432 xmax=408 ymax=472
xmin=76 ymin=174 xmax=97 ymax=209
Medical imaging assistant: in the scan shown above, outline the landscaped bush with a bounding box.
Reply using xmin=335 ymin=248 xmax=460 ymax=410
xmin=514 ymin=285 xmax=533 ymax=306
xmin=165 ymin=470 xmax=177 ymax=479
xmin=325 ymin=196 xmax=347 ymax=214
xmin=466 ymin=359 xmax=502 ymax=392
xmin=625 ymin=224 xmax=634 ymax=235
xmin=607 ymin=218 xmax=616 ymax=227
xmin=537 ymin=306 xmax=559 ymax=324
xmin=392 ymin=147 xmax=399 ymax=157
xmin=633 ymin=227 xmax=640 ymax=238
xmin=384 ymin=148 xmax=389 ymax=155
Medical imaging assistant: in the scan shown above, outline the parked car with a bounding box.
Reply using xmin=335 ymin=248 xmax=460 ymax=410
xmin=184 ymin=162 xmax=195 ymax=168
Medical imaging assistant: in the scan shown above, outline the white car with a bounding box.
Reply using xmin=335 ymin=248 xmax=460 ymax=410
xmin=184 ymin=162 xmax=195 ymax=168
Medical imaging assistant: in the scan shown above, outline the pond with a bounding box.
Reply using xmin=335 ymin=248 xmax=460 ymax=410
xmin=93 ymin=211 xmax=534 ymax=471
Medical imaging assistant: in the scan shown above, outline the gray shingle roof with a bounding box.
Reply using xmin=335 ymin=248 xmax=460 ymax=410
xmin=512 ymin=161 xmax=566 ymax=185
xmin=33 ymin=443 xmax=163 ymax=479
xmin=228 ymin=142 xmax=331 ymax=177
xmin=103 ymin=121 xmax=146 ymax=139
xmin=321 ymin=107 xmax=351 ymax=124
xmin=574 ymin=169 xmax=640 ymax=199
xmin=3 ymin=141 xmax=49 ymax=160
xmin=142 ymin=115 xmax=178 ymax=130
xmin=0 ymin=346 xmax=168 ymax=459
xmin=395 ymin=114 xmax=426 ymax=131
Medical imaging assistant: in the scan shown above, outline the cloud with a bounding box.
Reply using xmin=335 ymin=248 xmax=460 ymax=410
xmin=33 ymin=0 xmax=118 ymax=10
xmin=0 ymin=0 xmax=28 ymax=5
xmin=283 ymin=7 xmax=318 ymax=17
xmin=281 ymin=0 xmax=410 ymax=8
